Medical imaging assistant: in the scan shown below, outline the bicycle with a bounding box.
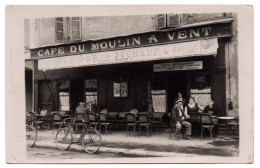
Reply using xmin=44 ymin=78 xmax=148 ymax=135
xmin=26 ymin=120 xmax=37 ymax=147
xmin=55 ymin=117 xmax=101 ymax=154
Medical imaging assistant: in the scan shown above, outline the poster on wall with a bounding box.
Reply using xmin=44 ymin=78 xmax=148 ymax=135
xmin=113 ymin=82 xmax=121 ymax=97
xmin=151 ymin=90 xmax=166 ymax=113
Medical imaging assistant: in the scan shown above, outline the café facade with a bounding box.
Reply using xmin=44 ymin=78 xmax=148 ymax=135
xmin=25 ymin=14 xmax=238 ymax=118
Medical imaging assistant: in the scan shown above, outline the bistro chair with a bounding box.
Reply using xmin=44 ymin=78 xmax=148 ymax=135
xmin=107 ymin=112 xmax=119 ymax=131
xmin=200 ymin=114 xmax=216 ymax=141
xmin=38 ymin=109 xmax=50 ymax=128
xmin=117 ymin=112 xmax=128 ymax=130
xmin=125 ymin=113 xmax=137 ymax=137
xmin=52 ymin=113 xmax=62 ymax=134
xmin=130 ymin=109 xmax=138 ymax=117
xmin=29 ymin=112 xmax=44 ymax=131
xmin=98 ymin=113 xmax=111 ymax=135
xmin=151 ymin=112 xmax=165 ymax=134
xmin=88 ymin=112 xmax=99 ymax=129
xmin=228 ymin=118 xmax=239 ymax=136
xmin=138 ymin=114 xmax=151 ymax=136
xmin=74 ymin=113 xmax=87 ymax=133
xmin=100 ymin=109 xmax=108 ymax=115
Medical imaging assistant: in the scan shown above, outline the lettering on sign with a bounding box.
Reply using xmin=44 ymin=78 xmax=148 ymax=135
xmin=38 ymin=38 xmax=217 ymax=71
xmin=31 ymin=23 xmax=231 ymax=58
xmin=153 ymin=61 xmax=203 ymax=72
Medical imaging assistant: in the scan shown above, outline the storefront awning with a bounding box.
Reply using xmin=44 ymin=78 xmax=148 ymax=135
xmin=38 ymin=38 xmax=218 ymax=71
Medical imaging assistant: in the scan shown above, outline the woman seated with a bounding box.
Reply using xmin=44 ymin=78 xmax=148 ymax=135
xmin=187 ymin=97 xmax=203 ymax=115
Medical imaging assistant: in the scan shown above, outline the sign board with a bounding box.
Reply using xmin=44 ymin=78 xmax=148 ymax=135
xmin=31 ymin=23 xmax=231 ymax=58
xmin=38 ymin=38 xmax=218 ymax=70
xmin=154 ymin=61 xmax=203 ymax=72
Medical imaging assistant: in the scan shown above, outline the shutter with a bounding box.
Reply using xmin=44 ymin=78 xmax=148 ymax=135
xmin=155 ymin=14 xmax=166 ymax=30
xmin=55 ymin=17 xmax=64 ymax=42
xmin=70 ymin=17 xmax=82 ymax=41
xmin=167 ymin=13 xmax=181 ymax=28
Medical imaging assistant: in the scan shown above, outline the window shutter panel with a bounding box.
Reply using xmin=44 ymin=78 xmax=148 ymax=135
xmin=55 ymin=17 xmax=64 ymax=42
xmin=167 ymin=14 xmax=181 ymax=27
xmin=70 ymin=17 xmax=81 ymax=41
xmin=156 ymin=14 xmax=166 ymax=30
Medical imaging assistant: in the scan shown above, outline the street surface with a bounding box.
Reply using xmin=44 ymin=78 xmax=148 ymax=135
xmin=27 ymin=147 xmax=140 ymax=159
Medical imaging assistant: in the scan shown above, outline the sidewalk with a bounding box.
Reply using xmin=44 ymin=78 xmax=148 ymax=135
xmin=32 ymin=129 xmax=239 ymax=157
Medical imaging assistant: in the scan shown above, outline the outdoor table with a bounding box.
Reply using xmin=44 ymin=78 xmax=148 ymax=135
xmin=218 ymin=116 xmax=236 ymax=140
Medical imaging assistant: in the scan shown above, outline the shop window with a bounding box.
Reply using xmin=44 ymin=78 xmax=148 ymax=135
xmin=57 ymin=80 xmax=70 ymax=111
xmin=148 ymin=76 xmax=167 ymax=113
xmin=85 ymin=79 xmax=98 ymax=105
xmin=55 ymin=17 xmax=82 ymax=42
xmin=113 ymin=81 xmax=128 ymax=98
xmin=190 ymin=74 xmax=211 ymax=108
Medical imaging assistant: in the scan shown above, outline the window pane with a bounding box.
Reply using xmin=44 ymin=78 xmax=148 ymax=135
xmin=55 ymin=18 xmax=64 ymax=42
xmin=113 ymin=82 xmax=121 ymax=97
xmin=58 ymin=80 xmax=70 ymax=111
xmin=71 ymin=17 xmax=81 ymax=41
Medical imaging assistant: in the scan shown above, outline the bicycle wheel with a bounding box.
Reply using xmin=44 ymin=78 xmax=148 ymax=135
xmin=55 ymin=128 xmax=72 ymax=150
xmin=82 ymin=128 xmax=101 ymax=153
xmin=26 ymin=125 xmax=37 ymax=147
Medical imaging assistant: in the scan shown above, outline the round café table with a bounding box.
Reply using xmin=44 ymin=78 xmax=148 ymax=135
xmin=218 ymin=116 xmax=236 ymax=140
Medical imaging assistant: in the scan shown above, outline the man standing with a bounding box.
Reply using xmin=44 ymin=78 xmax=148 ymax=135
xmin=171 ymin=100 xmax=192 ymax=140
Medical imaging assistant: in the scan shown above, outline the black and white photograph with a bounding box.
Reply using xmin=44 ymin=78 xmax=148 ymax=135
xmin=5 ymin=5 xmax=254 ymax=164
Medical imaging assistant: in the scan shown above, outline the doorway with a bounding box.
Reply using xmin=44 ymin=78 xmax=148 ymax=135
xmin=168 ymin=72 xmax=188 ymax=111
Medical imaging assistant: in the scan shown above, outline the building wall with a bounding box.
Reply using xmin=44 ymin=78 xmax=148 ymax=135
xmin=25 ymin=13 xmax=233 ymax=49
xmin=225 ymin=13 xmax=239 ymax=117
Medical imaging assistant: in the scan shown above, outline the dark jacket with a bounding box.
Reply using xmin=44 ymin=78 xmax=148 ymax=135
xmin=203 ymin=105 xmax=215 ymax=115
xmin=170 ymin=107 xmax=181 ymax=125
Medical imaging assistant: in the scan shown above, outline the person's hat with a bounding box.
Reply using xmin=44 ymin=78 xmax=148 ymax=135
xmin=176 ymin=100 xmax=183 ymax=104
xmin=79 ymin=102 xmax=86 ymax=106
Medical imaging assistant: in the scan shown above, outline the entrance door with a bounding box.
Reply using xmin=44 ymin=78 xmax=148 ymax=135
xmin=168 ymin=73 xmax=188 ymax=111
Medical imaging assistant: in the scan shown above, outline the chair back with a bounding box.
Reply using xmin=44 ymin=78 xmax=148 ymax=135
xmin=130 ymin=109 xmax=138 ymax=116
xmin=75 ymin=113 xmax=86 ymax=121
xmin=59 ymin=111 xmax=66 ymax=115
xmin=88 ymin=113 xmax=97 ymax=122
xmin=125 ymin=113 xmax=136 ymax=122
xmin=40 ymin=109 xmax=48 ymax=116
xmin=152 ymin=112 xmax=164 ymax=122
xmin=200 ymin=114 xmax=211 ymax=125
xmin=108 ymin=112 xmax=118 ymax=117
xmin=119 ymin=112 xmax=127 ymax=118
xmin=100 ymin=109 xmax=108 ymax=115
xmin=99 ymin=113 xmax=107 ymax=122
xmin=29 ymin=112 xmax=38 ymax=120
xmin=138 ymin=114 xmax=148 ymax=123
xmin=53 ymin=113 xmax=61 ymax=121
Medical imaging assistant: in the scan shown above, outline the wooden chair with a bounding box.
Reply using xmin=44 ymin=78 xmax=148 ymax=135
xmin=130 ymin=109 xmax=138 ymax=117
xmin=107 ymin=112 xmax=119 ymax=131
xmin=88 ymin=112 xmax=99 ymax=129
xmin=117 ymin=112 xmax=128 ymax=130
xmin=29 ymin=112 xmax=44 ymax=131
xmin=200 ymin=114 xmax=216 ymax=141
xmin=99 ymin=113 xmax=111 ymax=135
xmin=151 ymin=112 xmax=165 ymax=134
xmin=38 ymin=109 xmax=49 ymax=128
xmin=74 ymin=113 xmax=87 ymax=134
xmin=125 ymin=113 xmax=137 ymax=137
xmin=52 ymin=113 xmax=62 ymax=134
xmin=138 ymin=114 xmax=151 ymax=136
